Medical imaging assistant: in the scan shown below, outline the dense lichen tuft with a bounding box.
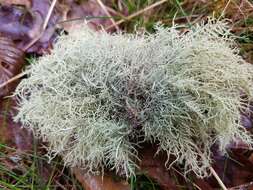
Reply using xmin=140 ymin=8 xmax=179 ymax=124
xmin=14 ymin=21 xmax=253 ymax=178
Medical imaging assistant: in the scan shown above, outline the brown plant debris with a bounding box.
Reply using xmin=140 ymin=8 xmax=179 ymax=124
xmin=0 ymin=35 xmax=24 ymax=98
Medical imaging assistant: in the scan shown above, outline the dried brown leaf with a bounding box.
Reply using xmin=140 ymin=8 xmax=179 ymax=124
xmin=72 ymin=168 xmax=130 ymax=190
xmin=0 ymin=1 xmax=60 ymax=54
xmin=202 ymin=148 xmax=253 ymax=189
xmin=0 ymin=35 xmax=24 ymax=98
xmin=139 ymin=145 xmax=180 ymax=190
xmin=0 ymin=98 xmax=32 ymax=150
xmin=0 ymin=0 xmax=31 ymax=8
xmin=229 ymin=181 xmax=253 ymax=190
xmin=0 ymin=0 xmax=114 ymax=54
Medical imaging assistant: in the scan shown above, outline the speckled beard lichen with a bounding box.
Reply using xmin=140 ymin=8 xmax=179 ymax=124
xmin=14 ymin=20 xmax=253 ymax=178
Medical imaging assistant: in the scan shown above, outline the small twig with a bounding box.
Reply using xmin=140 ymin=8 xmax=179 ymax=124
xmin=106 ymin=6 xmax=127 ymax=19
xmin=0 ymin=72 xmax=27 ymax=89
xmin=218 ymin=0 xmax=232 ymax=20
xmin=57 ymin=16 xmax=111 ymax=24
xmin=95 ymin=0 xmax=120 ymax=32
xmin=105 ymin=0 xmax=168 ymax=31
xmin=117 ymin=0 xmax=123 ymax=12
xmin=231 ymin=0 xmax=249 ymax=22
xmin=228 ymin=181 xmax=253 ymax=190
xmin=175 ymin=0 xmax=191 ymax=27
xmin=55 ymin=180 xmax=68 ymax=190
xmin=23 ymin=0 xmax=58 ymax=51
xmin=195 ymin=147 xmax=227 ymax=190
xmin=210 ymin=166 xmax=228 ymax=190
xmin=171 ymin=167 xmax=202 ymax=190
xmin=245 ymin=0 xmax=253 ymax=9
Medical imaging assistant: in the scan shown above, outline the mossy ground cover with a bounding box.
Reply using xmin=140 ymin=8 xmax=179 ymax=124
xmin=1 ymin=0 xmax=253 ymax=189
xmin=14 ymin=20 xmax=253 ymax=179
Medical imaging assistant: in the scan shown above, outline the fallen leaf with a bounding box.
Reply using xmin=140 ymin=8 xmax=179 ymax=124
xmin=138 ymin=144 xmax=214 ymax=190
xmin=0 ymin=1 xmax=61 ymax=54
xmin=0 ymin=35 xmax=24 ymax=98
xmin=229 ymin=181 xmax=253 ymax=190
xmin=138 ymin=143 xmax=253 ymax=189
xmin=202 ymin=147 xmax=253 ymax=189
xmin=0 ymin=0 xmax=31 ymax=8
xmin=0 ymin=98 xmax=32 ymax=150
xmin=0 ymin=0 xmax=115 ymax=54
xmin=0 ymin=5 xmax=32 ymax=41
xmin=139 ymin=145 xmax=179 ymax=190
xmin=24 ymin=0 xmax=62 ymax=53
xmin=72 ymin=168 xmax=130 ymax=190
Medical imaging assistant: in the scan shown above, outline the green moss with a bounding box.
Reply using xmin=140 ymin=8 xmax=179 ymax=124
xmin=14 ymin=20 xmax=253 ymax=178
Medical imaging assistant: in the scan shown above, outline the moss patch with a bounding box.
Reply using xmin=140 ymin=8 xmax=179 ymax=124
xmin=15 ymin=20 xmax=253 ymax=178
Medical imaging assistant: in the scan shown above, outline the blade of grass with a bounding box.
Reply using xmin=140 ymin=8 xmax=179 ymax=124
xmin=0 ymin=179 xmax=22 ymax=190
xmin=174 ymin=0 xmax=192 ymax=27
xmin=106 ymin=0 xmax=168 ymax=30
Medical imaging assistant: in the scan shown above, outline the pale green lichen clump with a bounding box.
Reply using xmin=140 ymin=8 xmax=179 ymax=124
xmin=15 ymin=21 xmax=253 ymax=178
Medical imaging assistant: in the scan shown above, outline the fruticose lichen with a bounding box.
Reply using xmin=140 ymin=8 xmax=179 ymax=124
xmin=14 ymin=20 xmax=253 ymax=178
